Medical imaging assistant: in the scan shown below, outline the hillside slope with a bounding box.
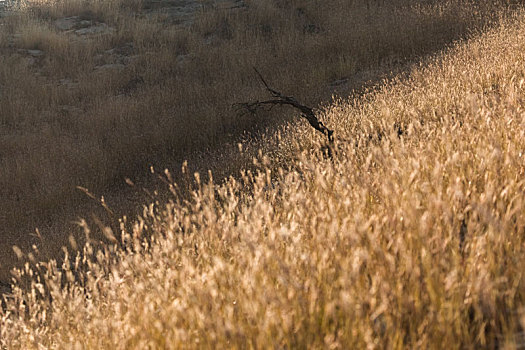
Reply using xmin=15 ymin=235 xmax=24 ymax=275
xmin=3 ymin=9 xmax=525 ymax=350
xmin=0 ymin=0 xmax=511 ymax=282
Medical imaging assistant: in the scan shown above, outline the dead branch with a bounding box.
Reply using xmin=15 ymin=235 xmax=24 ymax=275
xmin=235 ymin=68 xmax=334 ymax=150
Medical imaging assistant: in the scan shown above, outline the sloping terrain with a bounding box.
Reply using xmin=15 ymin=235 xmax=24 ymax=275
xmin=2 ymin=8 xmax=525 ymax=348
xmin=0 ymin=0 xmax=513 ymax=285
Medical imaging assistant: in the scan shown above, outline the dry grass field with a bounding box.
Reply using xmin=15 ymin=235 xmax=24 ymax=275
xmin=2 ymin=1 xmax=525 ymax=347
xmin=0 ymin=0 xmax=513 ymax=282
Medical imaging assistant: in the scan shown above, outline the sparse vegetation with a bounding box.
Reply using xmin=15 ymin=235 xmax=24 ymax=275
xmin=0 ymin=0 xmax=513 ymax=281
xmin=2 ymin=1 xmax=525 ymax=347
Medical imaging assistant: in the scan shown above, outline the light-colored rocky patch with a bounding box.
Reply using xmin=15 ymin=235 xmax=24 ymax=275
xmin=144 ymin=0 xmax=245 ymax=26
xmin=58 ymin=78 xmax=79 ymax=89
xmin=75 ymin=23 xmax=114 ymax=35
xmin=6 ymin=33 xmax=21 ymax=47
xmin=26 ymin=49 xmax=44 ymax=57
xmin=54 ymin=16 xmax=87 ymax=31
xmin=13 ymin=49 xmax=45 ymax=66
xmin=54 ymin=16 xmax=115 ymax=36
xmin=0 ymin=0 xmax=10 ymax=18
xmin=175 ymin=53 xmax=195 ymax=66
xmin=94 ymin=63 xmax=126 ymax=71
xmin=94 ymin=42 xmax=137 ymax=67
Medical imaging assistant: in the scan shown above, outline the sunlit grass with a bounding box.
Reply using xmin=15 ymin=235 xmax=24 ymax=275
xmin=2 ymin=7 xmax=525 ymax=348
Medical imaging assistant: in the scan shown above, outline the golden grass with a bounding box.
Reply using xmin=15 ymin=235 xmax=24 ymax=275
xmin=2 ymin=7 xmax=525 ymax=348
xmin=0 ymin=0 xmax=512 ymax=281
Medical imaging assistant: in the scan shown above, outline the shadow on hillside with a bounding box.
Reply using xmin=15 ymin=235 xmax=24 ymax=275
xmin=0 ymin=0 xmax=520 ymax=289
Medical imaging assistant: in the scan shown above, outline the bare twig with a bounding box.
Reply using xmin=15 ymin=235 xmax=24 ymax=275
xmin=234 ymin=68 xmax=334 ymax=155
